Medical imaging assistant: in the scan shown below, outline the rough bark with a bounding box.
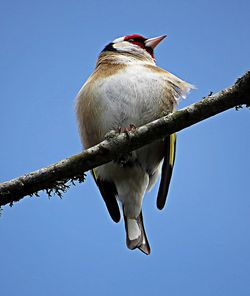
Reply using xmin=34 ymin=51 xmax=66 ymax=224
xmin=0 ymin=71 xmax=249 ymax=207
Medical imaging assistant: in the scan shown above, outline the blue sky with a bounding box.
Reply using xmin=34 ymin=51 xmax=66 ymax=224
xmin=1 ymin=0 xmax=250 ymax=295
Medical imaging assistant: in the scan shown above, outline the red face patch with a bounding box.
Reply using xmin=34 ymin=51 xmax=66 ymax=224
xmin=124 ymin=34 xmax=146 ymax=41
xmin=124 ymin=34 xmax=154 ymax=58
xmin=124 ymin=34 xmax=146 ymax=48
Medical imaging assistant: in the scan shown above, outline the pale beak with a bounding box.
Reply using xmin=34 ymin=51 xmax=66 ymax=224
xmin=145 ymin=35 xmax=167 ymax=49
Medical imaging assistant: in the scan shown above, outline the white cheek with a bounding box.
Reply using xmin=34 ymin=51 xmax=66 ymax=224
xmin=113 ymin=37 xmax=125 ymax=43
xmin=113 ymin=42 xmax=131 ymax=51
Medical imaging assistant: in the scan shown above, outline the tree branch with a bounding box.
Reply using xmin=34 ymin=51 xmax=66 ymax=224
xmin=1 ymin=71 xmax=249 ymax=207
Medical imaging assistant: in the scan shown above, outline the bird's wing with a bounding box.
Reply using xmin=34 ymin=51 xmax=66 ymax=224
xmin=157 ymin=133 xmax=176 ymax=210
xmin=92 ymin=169 xmax=121 ymax=223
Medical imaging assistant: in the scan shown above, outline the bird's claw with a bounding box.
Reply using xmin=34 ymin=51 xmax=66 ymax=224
xmin=105 ymin=124 xmax=136 ymax=140
xmin=105 ymin=125 xmax=136 ymax=166
xmin=118 ymin=124 xmax=136 ymax=138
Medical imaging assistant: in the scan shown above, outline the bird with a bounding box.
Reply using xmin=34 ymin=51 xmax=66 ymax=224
xmin=76 ymin=34 xmax=193 ymax=255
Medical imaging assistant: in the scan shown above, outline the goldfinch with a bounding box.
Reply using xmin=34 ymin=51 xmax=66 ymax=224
xmin=76 ymin=34 xmax=193 ymax=255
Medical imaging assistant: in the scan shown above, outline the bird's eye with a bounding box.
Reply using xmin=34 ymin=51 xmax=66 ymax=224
xmin=128 ymin=38 xmax=135 ymax=42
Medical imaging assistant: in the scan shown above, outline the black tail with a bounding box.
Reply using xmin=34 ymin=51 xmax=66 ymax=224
xmin=124 ymin=211 xmax=151 ymax=255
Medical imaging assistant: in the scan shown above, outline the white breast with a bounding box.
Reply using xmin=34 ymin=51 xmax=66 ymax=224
xmin=92 ymin=65 xmax=174 ymax=134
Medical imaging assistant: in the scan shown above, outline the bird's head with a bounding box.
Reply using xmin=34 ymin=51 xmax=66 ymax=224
xmin=101 ymin=34 xmax=166 ymax=61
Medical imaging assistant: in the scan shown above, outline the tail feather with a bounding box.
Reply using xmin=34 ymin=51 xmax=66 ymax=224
xmin=124 ymin=212 xmax=151 ymax=255
xmin=138 ymin=212 xmax=151 ymax=255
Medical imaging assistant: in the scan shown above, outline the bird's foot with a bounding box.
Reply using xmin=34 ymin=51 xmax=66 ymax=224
xmin=118 ymin=124 xmax=137 ymax=165
xmin=118 ymin=124 xmax=136 ymax=138
xmin=105 ymin=124 xmax=137 ymax=167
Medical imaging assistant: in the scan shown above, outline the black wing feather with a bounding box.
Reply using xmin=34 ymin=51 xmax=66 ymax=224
xmin=157 ymin=134 xmax=176 ymax=210
xmin=92 ymin=170 xmax=121 ymax=223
